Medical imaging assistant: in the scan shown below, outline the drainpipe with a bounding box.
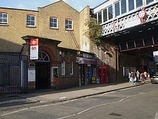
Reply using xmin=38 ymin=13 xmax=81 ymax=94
xmin=115 ymin=48 xmax=119 ymax=83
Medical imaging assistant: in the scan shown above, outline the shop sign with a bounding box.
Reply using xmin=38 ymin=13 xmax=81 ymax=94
xmin=80 ymin=53 xmax=93 ymax=59
xmin=30 ymin=38 xmax=39 ymax=60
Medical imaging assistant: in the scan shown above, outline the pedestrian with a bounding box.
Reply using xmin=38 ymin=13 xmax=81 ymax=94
xmin=136 ymin=70 xmax=140 ymax=81
xmin=128 ymin=71 xmax=131 ymax=82
xmin=129 ymin=71 xmax=135 ymax=85
xmin=144 ymin=71 xmax=148 ymax=80
xmin=140 ymin=72 xmax=145 ymax=83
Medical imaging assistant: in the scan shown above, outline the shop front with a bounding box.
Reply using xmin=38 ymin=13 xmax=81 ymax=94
xmin=77 ymin=52 xmax=97 ymax=85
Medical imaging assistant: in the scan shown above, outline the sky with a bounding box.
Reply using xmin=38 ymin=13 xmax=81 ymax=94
xmin=0 ymin=0 xmax=106 ymax=11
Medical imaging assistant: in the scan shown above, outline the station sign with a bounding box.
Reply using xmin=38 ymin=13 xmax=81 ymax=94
xmin=30 ymin=38 xmax=39 ymax=60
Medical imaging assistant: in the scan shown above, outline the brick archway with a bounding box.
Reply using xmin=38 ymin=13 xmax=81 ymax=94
xmin=39 ymin=46 xmax=56 ymax=63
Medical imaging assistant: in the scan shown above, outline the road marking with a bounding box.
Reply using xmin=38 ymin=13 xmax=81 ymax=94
xmin=0 ymin=90 xmax=146 ymax=118
xmin=1 ymin=108 xmax=28 ymax=117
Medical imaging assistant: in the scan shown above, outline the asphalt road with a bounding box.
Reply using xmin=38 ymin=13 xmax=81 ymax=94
xmin=0 ymin=83 xmax=158 ymax=119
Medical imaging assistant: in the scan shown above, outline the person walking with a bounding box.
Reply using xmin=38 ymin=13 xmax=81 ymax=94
xmin=144 ymin=71 xmax=148 ymax=80
xmin=136 ymin=70 xmax=140 ymax=81
xmin=140 ymin=72 xmax=145 ymax=83
xmin=129 ymin=71 xmax=135 ymax=85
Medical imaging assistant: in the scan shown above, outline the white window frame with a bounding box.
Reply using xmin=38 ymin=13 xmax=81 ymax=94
xmin=0 ymin=12 xmax=8 ymax=25
xmin=128 ymin=0 xmax=135 ymax=11
xmin=61 ymin=60 xmax=65 ymax=75
xmin=107 ymin=5 xmax=113 ymax=20
xmin=121 ymin=0 xmax=127 ymax=14
xmin=65 ymin=19 xmax=73 ymax=30
xmin=26 ymin=14 xmax=35 ymax=27
xmin=103 ymin=8 xmax=107 ymax=22
xmin=136 ymin=0 xmax=143 ymax=8
xmin=114 ymin=1 xmax=120 ymax=17
xmin=146 ymin=0 xmax=154 ymax=4
xmin=50 ymin=17 xmax=58 ymax=29
xmin=70 ymin=61 xmax=73 ymax=75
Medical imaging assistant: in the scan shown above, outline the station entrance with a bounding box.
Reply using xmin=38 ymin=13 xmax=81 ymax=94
xmin=35 ymin=51 xmax=50 ymax=90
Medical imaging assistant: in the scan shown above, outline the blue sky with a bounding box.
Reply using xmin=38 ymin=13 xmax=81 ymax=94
xmin=0 ymin=0 xmax=105 ymax=11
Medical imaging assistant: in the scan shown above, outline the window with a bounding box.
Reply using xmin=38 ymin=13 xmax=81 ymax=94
xmin=65 ymin=19 xmax=73 ymax=30
xmin=50 ymin=17 xmax=58 ymax=28
xmin=103 ymin=8 xmax=107 ymax=22
xmin=61 ymin=60 xmax=65 ymax=75
xmin=94 ymin=14 xmax=97 ymax=19
xmin=115 ymin=2 xmax=120 ymax=17
xmin=38 ymin=51 xmax=50 ymax=62
xmin=70 ymin=62 xmax=73 ymax=75
xmin=121 ymin=0 xmax=127 ymax=14
xmin=136 ymin=0 xmax=143 ymax=8
xmin=108 ymin=5 xmax=113 ymax=20
xmin=98 ymin=11 xmax=102 ymax=24
xmin=0 ymin=12 xmax=8 ymax=24
xmin=146 ymin=0 xmax=154 ymax=4
xmin=27 ymin=15 xmax=35 ymax=27
xmin=128 ymin=0 xmax=134 ymax=11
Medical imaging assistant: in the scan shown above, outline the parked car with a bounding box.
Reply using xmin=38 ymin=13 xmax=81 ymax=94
xmin=151 ymin=72 xmax=158 ymax=84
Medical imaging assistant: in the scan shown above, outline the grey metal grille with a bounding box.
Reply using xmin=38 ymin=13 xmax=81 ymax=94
xmin=0 ymin=53 xmax=28 ymax=94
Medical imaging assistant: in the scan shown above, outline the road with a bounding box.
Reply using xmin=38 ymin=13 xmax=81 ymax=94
xmin=0 ymin=84 xmax=158 ymax=119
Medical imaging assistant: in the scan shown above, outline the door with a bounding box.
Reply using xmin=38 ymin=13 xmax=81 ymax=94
xmin=99 ymin=66 xmax=108 ymax=84
xmin=36 ymin=62 xmax=50 ymax=90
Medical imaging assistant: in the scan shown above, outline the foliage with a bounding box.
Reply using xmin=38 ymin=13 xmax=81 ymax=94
xmin=84 ymin=18 xmax=102 ymax=46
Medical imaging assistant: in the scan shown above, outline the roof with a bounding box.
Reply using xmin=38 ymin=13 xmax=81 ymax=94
xmin=22 ymin=35 xmax=61 ymax=44
xmin=92 ymin=0 xmax=109 ymax=10
xmin=38 ymin=0 xmax=79 ymax=12
xmin=0 ymin=6 xmax=38 ymax=12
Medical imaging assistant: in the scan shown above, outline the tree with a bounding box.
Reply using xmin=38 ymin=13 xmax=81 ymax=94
xmin=84 ymin=18 xmax=102 ymax=46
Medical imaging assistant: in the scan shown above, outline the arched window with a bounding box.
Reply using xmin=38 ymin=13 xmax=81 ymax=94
xmin=37 ymin=51 xmax=50 ymax=62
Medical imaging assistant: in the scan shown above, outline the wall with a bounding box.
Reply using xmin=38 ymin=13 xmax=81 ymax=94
xmin=38 ymin=1 xmax=80 ymax=50
xmin=79 ymin=6 xmax=91 ymax=52
xmin=0 ymin=1 xmax=81 ymax=52
xmin=0 ymin=8 xmax=38 ymax=52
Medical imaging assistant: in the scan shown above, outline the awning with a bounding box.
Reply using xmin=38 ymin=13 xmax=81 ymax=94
xmin=76 ymin=57 xmax=96 ymax=65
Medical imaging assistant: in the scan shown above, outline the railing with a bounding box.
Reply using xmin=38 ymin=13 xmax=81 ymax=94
xmin=102 ymin=3 xmax=158 ymax=36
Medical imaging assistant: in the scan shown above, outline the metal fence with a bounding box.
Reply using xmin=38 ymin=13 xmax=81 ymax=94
xmin=0 ymin=53 xmax=28 ymax=94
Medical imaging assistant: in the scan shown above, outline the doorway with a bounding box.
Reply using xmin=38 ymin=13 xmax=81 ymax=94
xmin=35 ymin=51 xmax=50 ymax=90
xmin=36 ymin=62 xmax=50 ymax=90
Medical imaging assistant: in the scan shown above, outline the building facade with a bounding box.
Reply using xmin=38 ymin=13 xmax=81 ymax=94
xmin=0 ymin=0 xmax=107 ymax=92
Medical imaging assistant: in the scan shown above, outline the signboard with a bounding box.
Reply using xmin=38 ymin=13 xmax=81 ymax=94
xmin=30 ymin=38 xmax=38 ymax=60
xmin=28 ymin=68 xmax=35 ymax=82
xmin=153 ymin=51 xmax=158 ymax=62
xmin=138 ymin=9 xmax=146 ymax=19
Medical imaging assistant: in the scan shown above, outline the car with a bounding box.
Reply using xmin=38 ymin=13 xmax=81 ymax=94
xmin=151 ymin=73 xmax=158 ymax=84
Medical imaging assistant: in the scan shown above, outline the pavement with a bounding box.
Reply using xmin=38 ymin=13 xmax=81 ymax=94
xmin=16 ymin=80 xmax=151 ymax=103
xmin=0 ymin=79 xmax=151 ymax=104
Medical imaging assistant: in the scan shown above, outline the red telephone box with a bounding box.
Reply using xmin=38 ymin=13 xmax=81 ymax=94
xmin=99 ymin=66 xmax=108 ymax=84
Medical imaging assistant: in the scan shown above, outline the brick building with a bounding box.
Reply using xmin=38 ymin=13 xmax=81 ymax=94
xmin=0 ymin=0 xmax=110 ymax=92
